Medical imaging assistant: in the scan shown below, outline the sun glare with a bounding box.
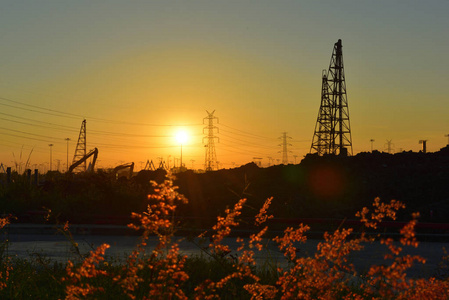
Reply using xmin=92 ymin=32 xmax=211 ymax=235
xmin=175 ymin=130 xmax=189 ymax=144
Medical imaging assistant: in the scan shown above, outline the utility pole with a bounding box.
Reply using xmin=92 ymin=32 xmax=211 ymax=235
xmin=48 ymin=144 xmax=54 ymax=171
xmin=65 ymin=138 xmax=70 ymax=171
xmin=370 ymin=139 xmax=375 ymax=152
xmin=445 ymin=134 xmax=449 ymax=146
xmin=167 ymin=155 xmax=171 ymax=170
xmin=293 ymin=154 xmax=298 ymax=164
xmin=56 ymin=159 xmax=61 ymax=172
xmin=419 ymin=140 xmax=428 ymax=153
xmin=279 ymin=132 xmax=292 ymax=164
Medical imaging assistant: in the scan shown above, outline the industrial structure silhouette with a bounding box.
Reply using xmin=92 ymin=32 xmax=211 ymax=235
xmin=311 ymin=39 xmax=353 ymax=156
xmin=72 ymin=119 xmax=87 ymax=172
xmin=203 ymin=110 xmax=219 ymax=171
xmin=279 ymin=132 xmax=292 ymax=164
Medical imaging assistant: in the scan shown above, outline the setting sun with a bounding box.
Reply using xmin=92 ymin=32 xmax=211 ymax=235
xmin=175 ymin=130 xmax=189 ymax=145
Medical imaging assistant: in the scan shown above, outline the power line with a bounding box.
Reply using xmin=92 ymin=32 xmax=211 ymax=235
xmin=0 ymin=111 xmax=202 ymax=138
xmin=219 ymin=132 xmax=277 ymax=150
xmin=220 ymin=123 xmax=276 ymax=140
xmin=0 ymin=102 xmax=79 ymax=119
xmin=0 ymin=130 xmax=56 ymax=144
xmin=0 ymin=96 xmax=83 ymax=118
xmin=0 ymin=112 xmax=78 ymax=130
xmin=0 ymin=96 xmax=201 ymax=127
xmin=0 ymin=127 xmax=64 ymax=142
xmin=0 ymin=116 xmax=79 ymax=134
xmin=219 ymin=142 xmax=272 ymax=157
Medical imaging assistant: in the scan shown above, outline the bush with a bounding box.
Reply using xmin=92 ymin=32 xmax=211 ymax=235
xmin=0 ymin=175 xmax=448 ymax=299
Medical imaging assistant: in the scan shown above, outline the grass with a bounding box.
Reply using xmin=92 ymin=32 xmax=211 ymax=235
xmin=0 ymin=175 xmax=448 ymax=299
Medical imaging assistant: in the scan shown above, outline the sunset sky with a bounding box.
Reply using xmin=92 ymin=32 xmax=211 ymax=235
xmin=1 ymin=1 xmax=448 ymax=171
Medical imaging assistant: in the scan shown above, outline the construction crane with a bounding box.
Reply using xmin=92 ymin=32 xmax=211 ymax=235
xmin=68 ymin=148 xmax=98 ymax=173
xmin=112 ymin=162 xmax=134 ymax=180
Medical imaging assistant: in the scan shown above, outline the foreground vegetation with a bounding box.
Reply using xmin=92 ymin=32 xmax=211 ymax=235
xmin=1 ymin=175 xmax=449 ymax=299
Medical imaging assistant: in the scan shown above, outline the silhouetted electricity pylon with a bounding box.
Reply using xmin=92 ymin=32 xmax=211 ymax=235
xmin=72 ymin=119 xmax=87 ymax=172
xmin=203 ymin=110 xmax=219 ymax=171
xmin=311 ymin=39 xmax=353 ymax=156
xmin=384 ymin=140 xmax=394 ymax=154
xmin=279 ymin=132 xmax=292 ymax=164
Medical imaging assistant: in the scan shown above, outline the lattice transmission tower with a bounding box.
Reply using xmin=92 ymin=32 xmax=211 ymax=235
xmin=311 ymin=39 xmax=353 ymax=156
xmin=203 ymin=110 xmax=219 ymax=171
xmin=279 ymin=132 xmax=292 ymax=164
xmin=72 ymin=119 xmax=87 ymax=172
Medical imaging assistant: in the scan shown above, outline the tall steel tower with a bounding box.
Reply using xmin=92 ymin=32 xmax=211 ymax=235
xmin=72 ymin=119 xmax=87 ymax=172
xmin=310 ymin=70 xmax=333 ymax=155
xmin=203 ymin=110 xmax=219 ymax=171
xmin=279 ymin=132 xmax=292 ymax=164
xmin=311 ymin=39 xmax=353 ymax=156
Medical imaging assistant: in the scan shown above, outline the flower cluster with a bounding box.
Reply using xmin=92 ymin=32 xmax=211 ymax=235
xmin=129 ymin=177 xmax=187 ymax=246
xmin=114 ymin=175 xmax=190 ymax=299
xmin=64 ymin=243 xmax=110 ymax=299
xmin=273 ymin=224 xmax=310 ymax=261
xmin=146 ymin=244 xmax=189 ymax=299
xmin=195 ymin=195 xmax=285 ymax=298
xmin=0 ymin=217 xmax=9 ymax=230
xmin=254 ymin=197 xmax=274 ymax=226
xmin=208 ymin=198 xmax=246 ymax=256
xmin=356 ymin=197 xmax=405 ymax=229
